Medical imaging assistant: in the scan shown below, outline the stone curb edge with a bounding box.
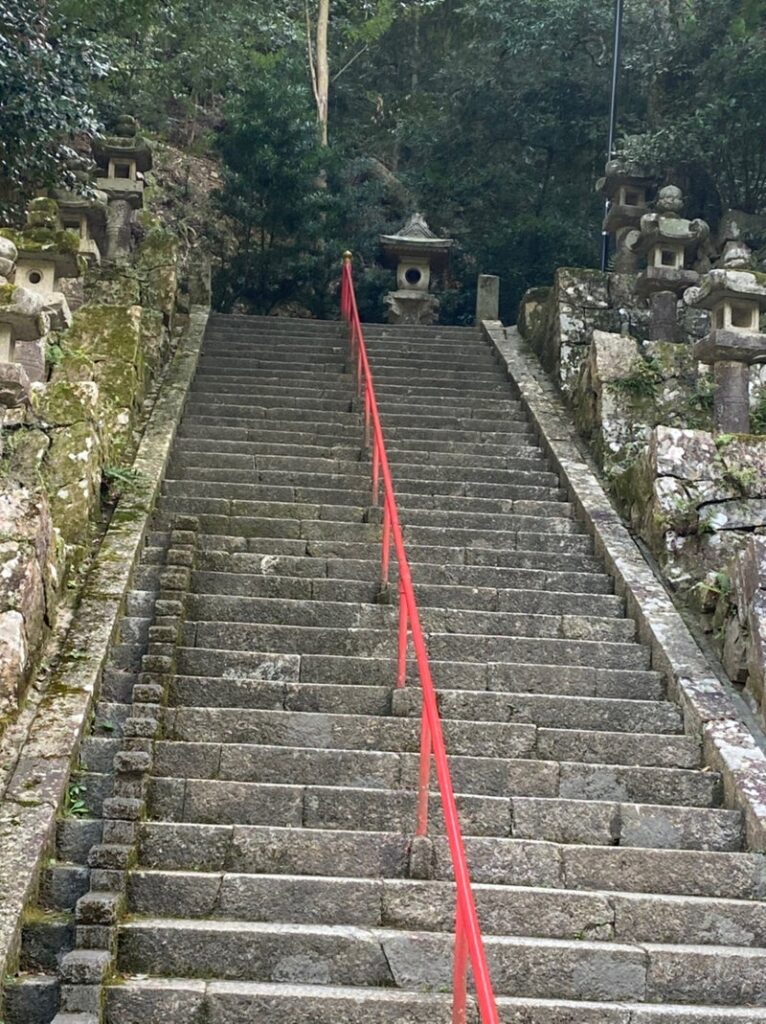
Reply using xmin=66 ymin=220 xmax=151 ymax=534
xmin=0 ymin=305 xmax=209 ymax=985
xmin=483 ymin=320 xmax=766 ymax=853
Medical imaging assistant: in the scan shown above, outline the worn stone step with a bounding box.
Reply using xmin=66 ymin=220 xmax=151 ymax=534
xmin=144 ymin=745 xmax=726 ymax=834
xmin=193 ymin=375 xmax=513 ymax=407
xmin=173 ymin=646 xmax=662 ymax=706
xmin=103 ymin=977 xmax=766 ymax=1024
xmin=164 ymin=475 xmax=566 ymax=509
xmin=42 ymin=863 xmax=90 ymax=910
xmin=195 ymin=550 xmax=612 ymax=592
xmin=185 ymin=621 xmax=651 ymax=670
xmin=159 ymin=667 xmax=675 ymax=741
xmin=190 ymin=570 xmax=624 ymax=618
xmin=183 ymin=594 xmax=634 ymax=645
xmin=150 ymin=679 xmax=694 ymax=768
xmin=165 ymin=696 xmax=681 ymax=755
xmin=3 ymin=974 xmax=60 ymax=1024
xmin=183 ymin=410 xmax=536 ymax=440
xmin=125 ymin=872 xmax=766 ymax=947
xmin=148 ymin=776 xmax=516 ymax=835
xmin=115 ymin=918 xmax=766 ymax=1004
xmin=169 ymin=449 xmax=552 ymax=486
xmin=183 ymin=536 xmax=607 ymax=576
xmin=177 ymin=425 xmax=540 ymax=462
xmin=137 ymin=821 xmax=766 ymax=899
xmin=300 ymin=654 xmax=663 ymax=701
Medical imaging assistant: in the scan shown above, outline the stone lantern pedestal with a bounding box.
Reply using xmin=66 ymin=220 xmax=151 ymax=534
xmin=380 ymin=214 xmax=452 ymax=326
xmin=689 ymin=270 xmax=766 ymax=432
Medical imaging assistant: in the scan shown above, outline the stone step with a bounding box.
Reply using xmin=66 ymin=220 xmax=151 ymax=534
xmin=172 ymin=535 xmax=607 ymax=575
xmin=142 ymin=772 xmax=728 ymax=842
xmin=104 ymin=977 xmax=766 ymax=1024
xmin=157 ymin=499 xmax=584 ymax=546
xmin=125 ymin=872 xmax=766 ymax=946
xmin=164 ymin=471 xmax=561 ymax=507
xmin=115 ymin=918 xmax=766 ymax=1004
xmin=165 ymin=699 xmax=682 ymax=752
xmin=137 ymin=822 xmax=766 ymax=899
xmin=166 ymin=455 xmax=561 ymax=491
xmin=189 ymin=570 xmax=624 ymax=617
xmin=168 ymin=448 xmax=551 ymax=485
xmin=185 ymin=620 xmax=651 ymax=669
xmin=136 ymin=741 xmax=716 ymax=811
xmin=177 ymin=424 xmax=537 ymax=460
xmin=195 ymin=551 xmax=613 ymax=594
xmin=174 ymin=436 xmax=549 ymax=473
xmin=192 ymin=373 xmax=512 ymax=403
xmin=2 ymin=974 xmax=60 ymax=1024
xmin=163 ymin=657 xmax=670 ymax=710
xmin=182 ymin=410 xmax=536 ymax=440
xmin=182 ymin=594 xmax=634 ymax=644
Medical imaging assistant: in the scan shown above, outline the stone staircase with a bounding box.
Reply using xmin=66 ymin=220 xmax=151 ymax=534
xmin=7 ymin=313 xmax=766 ymax=1023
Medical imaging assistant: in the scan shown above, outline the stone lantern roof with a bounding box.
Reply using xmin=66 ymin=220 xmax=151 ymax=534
xmin=690 ymin=269 xmax=766 ymax=312
xmin=92 ymin=115 xmax=153 ymax=174
xmin=597 ymin=157 xmax=654 ymax=235
xmin=380 ymin=213 xmax=453 ymax=270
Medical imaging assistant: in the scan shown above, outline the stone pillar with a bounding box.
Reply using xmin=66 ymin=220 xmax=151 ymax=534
xmin=106 ymin=199 xmax=133 ymax=263
xmin=649 ymin=291 xmax=678 ymax=342
xmin=475 ymin=274 xmax=500 ymax=323
xmin=714 ymin=361 xmax=750 ymax=432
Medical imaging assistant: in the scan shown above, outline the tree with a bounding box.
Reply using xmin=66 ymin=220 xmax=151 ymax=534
xmin=0 ymin=0 xmax=108 ymax=219
xmin=622 ymin=0 xmax=766 ymax=214
xmin=211 ymin=68 xmax=329 ymax=314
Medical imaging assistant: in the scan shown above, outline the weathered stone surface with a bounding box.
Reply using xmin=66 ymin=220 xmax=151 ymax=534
xmin=616 ymin=425 xmax=766 ymax=591
xmin=0 ymin=363 xmax=30 ymax=408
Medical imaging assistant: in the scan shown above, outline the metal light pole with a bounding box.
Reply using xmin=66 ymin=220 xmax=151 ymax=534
xmin=600 ymin=0 xmax=625 ymax=272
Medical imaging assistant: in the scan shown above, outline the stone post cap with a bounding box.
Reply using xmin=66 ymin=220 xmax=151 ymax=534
xmin=694 ymin=328 xmax=766 ymax=365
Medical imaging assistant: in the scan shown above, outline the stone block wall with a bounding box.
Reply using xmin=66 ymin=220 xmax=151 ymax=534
xmin=0 ymin=218 xmax=197 ymax=729
xmin=518 ymin=264 xmax=766 ymax=725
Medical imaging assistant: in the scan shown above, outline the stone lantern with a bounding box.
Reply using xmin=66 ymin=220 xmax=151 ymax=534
xmin=92 ymin=115 xmax=153 ymax=263
xmin=380 ymin=213 xmax=453 ymax=325
xmin=54 ymin=165 xmax=108 ymax=268
xmin=688 ymin=269 xmax=766 ymax=432
xmin=1 ymin=198 xmax=81 ymax=335
xmin=630 ymin=186 xmax=710 ymax=341
xmin=597 ymin=158 xmax=654 ymax=272
xmin=0 ymin=237 xmax=48 ymax=386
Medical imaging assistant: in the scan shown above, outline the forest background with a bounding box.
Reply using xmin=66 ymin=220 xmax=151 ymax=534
xmin=3 ymin=0 xmax=766 ymax=322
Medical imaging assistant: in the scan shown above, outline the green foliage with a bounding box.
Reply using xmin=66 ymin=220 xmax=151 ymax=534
xmin=0 ymin=1 xmax=109 ymax=220
xmin=211 ymin=67 xmax=330 ymax=315
xmin=751 ymin=389 xmax=766 ymax=433
xmin=63 ymin=779 xmax=88 ymax=818
xmin=611 ymin=357 xmax=664 ymax=400
xmin=11 ymin=0 xmax=766 ymax=321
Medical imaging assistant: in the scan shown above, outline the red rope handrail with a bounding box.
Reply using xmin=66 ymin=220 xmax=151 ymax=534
xmin=340 ymin=253 xmax=500 ymax=1024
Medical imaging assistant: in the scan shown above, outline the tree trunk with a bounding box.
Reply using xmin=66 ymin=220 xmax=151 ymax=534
xmin=316 ymin=0 xmax=330 ymax=146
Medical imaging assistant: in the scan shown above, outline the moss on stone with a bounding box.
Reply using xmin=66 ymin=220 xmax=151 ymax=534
xmin=0 ymin=226 xmax=79 ymax=256
xmin=63 ymin=305 xmax=141 ymax=364
xmin=0 ymin=282 xmax=17 ymax=305
xmin=27 ymin=197 xmax=60 ymax=229
xmin=31 ymin=380 xmax=97 ymax=427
